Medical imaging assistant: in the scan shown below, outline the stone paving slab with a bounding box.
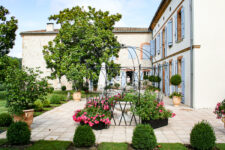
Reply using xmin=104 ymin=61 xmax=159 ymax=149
xmin=0 ymin=98 xmax=225 ymax=144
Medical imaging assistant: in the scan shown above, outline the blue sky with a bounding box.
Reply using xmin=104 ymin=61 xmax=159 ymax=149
xmin=1 ymin=0 xmax=161 ymax=58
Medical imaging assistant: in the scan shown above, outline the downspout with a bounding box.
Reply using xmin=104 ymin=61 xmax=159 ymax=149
xmin=189 ymin=0 xmax=194 ymax=108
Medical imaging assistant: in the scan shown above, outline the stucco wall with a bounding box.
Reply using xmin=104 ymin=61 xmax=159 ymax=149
xmin=193 ymin=0 xmax=225 ymax=108
xmin=22 ymin=31 xmax=152 ymax=90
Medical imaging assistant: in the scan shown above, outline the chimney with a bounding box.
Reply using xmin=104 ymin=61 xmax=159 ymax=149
xmin=46 ymin=23 xmax=54 ymax=32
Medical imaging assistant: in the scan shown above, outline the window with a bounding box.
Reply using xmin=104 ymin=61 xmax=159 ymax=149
xmin=175 ymin=7 xmax=185 ymax=42
xmin=128 ymin=47 xmax=136 ymax=59
xmin=142 ymin=44 xmax=150 ymax=60
xmin=177 ymin=8 xmax=182 ymax=41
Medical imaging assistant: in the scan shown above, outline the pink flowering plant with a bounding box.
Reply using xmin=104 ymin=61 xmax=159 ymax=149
xmin=73 ymin=99 xmax=111 ymax=127
xmin=131 ymin=91 xmax=175 ymax=120
xmin=214 ymin=99 xmax=225 ymax=119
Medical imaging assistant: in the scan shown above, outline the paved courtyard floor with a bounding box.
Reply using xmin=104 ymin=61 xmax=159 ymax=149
xmin=0 ymin=98 xmax=225 ymax=144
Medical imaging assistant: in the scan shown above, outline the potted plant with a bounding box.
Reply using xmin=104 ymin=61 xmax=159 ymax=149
xmin=131 ymin=91 xmax=175 ymax=129
xmin=5 ymin=67 xmax=52 ymax=127
xmin=72 ymin=80 xmax=83 ymax=101
xmin=214 ymin=99 xmax=225 ymax=128
xmin=73 ymin=99 xmax=111 ymax=130
xmin=170 ymin=74 xmax=182 ymax=106
xmin=149 ymin=75 xmax=155 ymax=86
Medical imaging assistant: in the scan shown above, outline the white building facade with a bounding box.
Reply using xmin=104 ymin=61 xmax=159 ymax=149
xmin=149 ymin=0 xmax=225 ymax=108
xmin=21 ymin=26 xmax=152 ymax=91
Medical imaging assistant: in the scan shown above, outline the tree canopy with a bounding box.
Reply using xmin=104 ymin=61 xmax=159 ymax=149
xmin=43 ymin=6 xmax=122 ymax=88
xmin=0 ymin=5 xmax=18 ymax=57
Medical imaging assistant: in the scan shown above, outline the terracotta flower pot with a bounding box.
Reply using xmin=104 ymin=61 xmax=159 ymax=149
xmin=172 ymin=96 xmax=181 ymax=107
xmin=222 ymin=116 xmax=225 ymax=128
xmin=73 ymin=92 xmax=81 ymax=101
xmin=13 ymin=109 xmax=34 ymax=128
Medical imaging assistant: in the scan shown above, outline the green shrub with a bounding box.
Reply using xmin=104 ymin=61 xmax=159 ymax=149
xmin=0 ymin=84 xmax=5 ymax=91
xmin=114 ymin=83 xmax=120 ymax=89
xmin=155 ymin=76 xmax=161 ymax=83
xmin=144 ymin=75 xmax=149 ymax=80
xmin=190 ymin=120 xmax=216 ymax=150
xmin=0 ymin=91 xmax=7 ymax=99
xmin=61 ymin=86 xmax=66 ymax=91
xmin=149 ymin=75 xmax=155 ymax=82
xmin=7 ymin=121 xmax=31 ymax=145
xmin=34 ymin=100 xmax=43 ymax=111
xmin=5 ymin=67 xmax=53 ymax=115
xmin=170 ymin=74 xmax=181 ymax=86
xmin=50 ymin=94 xmax=65 ymax=104
xmin=132 ymin=124 xmax=157 ymax=150
xmin=0 ymin=113 xmax=13 ymax=127
xmin=169 ymin=92 xmax=182 ymax=98
xmin=73 ymin=125 xmax=95 ymax=147
xmin=43 ymin=99 xmax=50 ymax=107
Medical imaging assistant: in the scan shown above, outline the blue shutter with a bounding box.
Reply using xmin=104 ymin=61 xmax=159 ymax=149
xmin=175 ymin=14 xmax=178 ymax=42
xmin=175 ymin=60 xmax=178 ymax=91
xmin=160 ymin=66 xmax=163 ymax=90
xmin=165 ymin=27 xmax=167 ymax=57
xmin=166 ymin=63 xmax=170 ymax=96
xmin=181 ymin=7 xmax=185 ymax=39
xmin=181 ymin=57 xmax=185 ymax=103
xmin=143 ymin=45 xmax=150 ymax=59
xmin=121 ymin=71 xmax=126 ymax=88
xmin=155 ymin=66 xmax=158 ymax=87
xmin=156 ymin=36 xmax=158 ymax=55
xmin=161 ymin=32 xmax=163 ymax=58
xmin=168 ymin=20 xmax=173 ymax=46
xmin=128 ymin=47 xmax=136 ymax=59
xmin=171 ymin=61 xmax=174 ymax=93
xmin=158 ymin=34 xmax=160 ymax=54
xmin=150 ymin=40 xmax=153 ymax=57
xmin=150 ymin=40 xmax=155 ymax=57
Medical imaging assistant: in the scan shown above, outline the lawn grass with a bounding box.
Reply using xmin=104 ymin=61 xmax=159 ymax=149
xmin=0 ymin=99 xmax=8 ymax=114
xmin=158 ymin=143 xmax=188 ymax=150
xmin=216 ymin=143 xmax=225 ymax=150
xmin=0 ymin=140 xmax=71 ymax=150
xmin=25 ymin=140 xmax=71 ymax=150
xmin=98 ymin=142 xmax=128 ymax=150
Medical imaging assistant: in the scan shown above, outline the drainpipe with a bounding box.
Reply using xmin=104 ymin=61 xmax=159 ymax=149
xmin=189 ymin=0 xmax=194 ymax=108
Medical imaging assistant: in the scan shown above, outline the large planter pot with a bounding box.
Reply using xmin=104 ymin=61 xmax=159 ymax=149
xmin=80 ymin=122 xmax=109 ymax=130
xmin=142 ymin=118 xmax=168 ymax=129
xmin=172 ymin=96 xmax=181 ymax=107
xmin=73 ymin=92 xmax=81 ymax=101
xmin=13 ymin=109 xmax=34 ymax=128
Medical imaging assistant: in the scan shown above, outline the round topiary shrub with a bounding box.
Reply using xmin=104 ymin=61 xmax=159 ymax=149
xmin=43 ymin=99 xmax=50 ymax=107
xmin=73 ymin=125 xmax=95 ymax=147
xmin=149 ymin=76 xmax=155 ymax=82
xmin=7 ymin=121 xmax=31 ymax=145
xmin=170 ymin=74 xmax=181 ymax=86
xmin=190 ymin=120 xmax=216 ymax=150
xmin=132 ymin=124 xmax=157 ymax=150
xmin=0 ymin=113 xmax=13 ymax=127
xmin=61 ymin=86 xmax=66 ymax=91
xmin=50 ymin=95 xmax=62 ymax=104
xmin=34 ymin=99 xmax=43 ymax=111
xmin=155 ymin=76 xmax=161 ymax=83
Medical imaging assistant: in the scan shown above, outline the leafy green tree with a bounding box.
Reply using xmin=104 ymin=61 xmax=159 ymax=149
xmin=0 ymin=56 xmax=20 ymax=82
xmin=43 ymin=6 xmax=121 ymax=87
xmin=5 ymin=67 xmax=53 ymax=115
xmin=0 ymin=6 xmax=18 ymax=57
